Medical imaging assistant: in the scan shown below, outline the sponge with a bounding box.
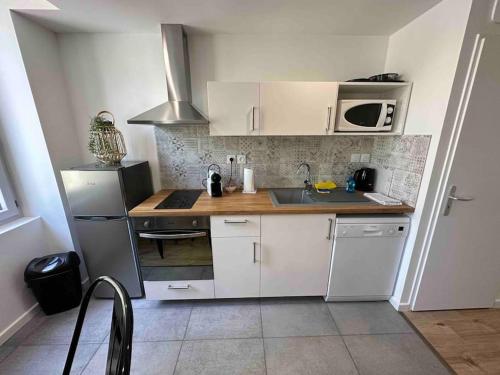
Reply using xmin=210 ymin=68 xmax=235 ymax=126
xmin=314 ymin=180 xmax=337 ymax=190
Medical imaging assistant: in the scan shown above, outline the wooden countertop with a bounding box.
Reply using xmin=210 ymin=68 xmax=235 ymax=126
xmin=129 ymin=189 xmax=415 ymax=217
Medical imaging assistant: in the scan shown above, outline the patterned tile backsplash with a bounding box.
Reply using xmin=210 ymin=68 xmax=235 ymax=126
xmin=155 ymin=126 xmax=431 ymax=207
xmin=368 ymin=135 xmax=431 ymax=206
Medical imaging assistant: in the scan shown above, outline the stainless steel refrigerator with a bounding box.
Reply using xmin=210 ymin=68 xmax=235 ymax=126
xmin=61 ymin=161 xmax=153 ymax=298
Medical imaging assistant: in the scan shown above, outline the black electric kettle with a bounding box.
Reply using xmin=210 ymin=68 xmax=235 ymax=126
xmin=353 ymin=168 xmax=375 ymax=192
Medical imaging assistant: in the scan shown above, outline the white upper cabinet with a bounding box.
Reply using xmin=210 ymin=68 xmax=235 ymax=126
xmin=208 ymin=82 xmax=260 ymax=136
xmin=207 ymin=81 xmax=411 ymax=136
xmin=259 ymin=82 xmax=338 ymax=135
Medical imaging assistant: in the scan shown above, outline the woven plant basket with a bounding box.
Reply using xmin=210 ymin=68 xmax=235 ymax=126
xmin=88 ymin=111 xmax=127 ymax=165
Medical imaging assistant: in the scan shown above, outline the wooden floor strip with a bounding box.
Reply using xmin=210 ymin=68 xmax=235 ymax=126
xmin=403 ymin=309 xmax=500 ymax=374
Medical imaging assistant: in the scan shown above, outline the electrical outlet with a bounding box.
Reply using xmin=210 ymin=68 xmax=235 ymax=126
xmin=350 ymin=154 xmax=361 ymax=163
xmin=226 ymin=155 xmax=236 ymax=164
xmin=237 ymin=154 xmax=247 ymax=164
xmin=360 ymin=153 xmax=371 ymax=163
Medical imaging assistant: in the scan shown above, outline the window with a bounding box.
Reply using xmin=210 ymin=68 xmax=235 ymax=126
xmin=0 ymin=152 xmax=19 ymax=224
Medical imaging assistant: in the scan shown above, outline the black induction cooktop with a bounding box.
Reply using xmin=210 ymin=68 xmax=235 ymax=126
xmin=155 ymin=190 xmax=203 ymax=209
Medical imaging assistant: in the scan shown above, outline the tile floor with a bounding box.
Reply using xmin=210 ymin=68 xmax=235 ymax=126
xmin=0 ymin=298 xmax=451 ymax=375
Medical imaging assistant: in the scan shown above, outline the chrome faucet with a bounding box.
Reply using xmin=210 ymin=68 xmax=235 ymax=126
xmin=296 ymin=162 xmax=313 ymax=192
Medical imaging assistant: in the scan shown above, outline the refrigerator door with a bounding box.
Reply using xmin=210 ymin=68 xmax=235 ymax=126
xmin=74 ymin=217 xmax=143 ymax=298
xmin=62 ymin=170 xmax=126 ymax=216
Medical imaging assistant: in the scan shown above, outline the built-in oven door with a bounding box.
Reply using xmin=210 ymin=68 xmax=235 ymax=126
xmin=136 ymin=230 xmax=213 ymax=281
xmin=335 ymin=100 xmax=395 ymax=132
xmin=136 ymin=229 xmax=215 ymax=299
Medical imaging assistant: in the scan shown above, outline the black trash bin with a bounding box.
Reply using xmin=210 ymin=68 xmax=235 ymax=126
xmin=24 ymin=252 xmax=82 ymax=315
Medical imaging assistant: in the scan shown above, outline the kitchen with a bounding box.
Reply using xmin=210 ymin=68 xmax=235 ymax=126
xmin=1 ymin=0 xmax=500 ymax=374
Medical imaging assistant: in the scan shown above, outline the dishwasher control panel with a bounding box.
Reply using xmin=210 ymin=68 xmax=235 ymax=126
xmin=335 ymin=223 xmax=409 ymax=238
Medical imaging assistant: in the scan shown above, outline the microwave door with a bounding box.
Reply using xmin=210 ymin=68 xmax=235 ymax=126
xmin=344 ymin=103 xmax=383 ymax=130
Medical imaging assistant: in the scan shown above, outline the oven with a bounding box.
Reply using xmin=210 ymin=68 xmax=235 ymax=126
xmin=334 ymin=99 xmax=396 ymax=132
xmin=132 ymin=216 xmax=215 ymax=300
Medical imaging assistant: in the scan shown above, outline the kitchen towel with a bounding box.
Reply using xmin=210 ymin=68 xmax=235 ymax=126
xmin=243 ymin=168 xmax=256 ymax=193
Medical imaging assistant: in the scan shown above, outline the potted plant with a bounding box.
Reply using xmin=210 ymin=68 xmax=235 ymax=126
xmin=88 ymin=111 xmax=127 ymax=165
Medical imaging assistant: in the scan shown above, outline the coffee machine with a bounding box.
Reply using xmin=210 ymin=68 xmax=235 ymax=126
xmin=206 ymin=164 xmax=222 ymax=197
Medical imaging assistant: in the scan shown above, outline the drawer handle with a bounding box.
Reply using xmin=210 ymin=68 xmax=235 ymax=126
xmin=224 ymin=219 xmax=248 ymax=224
xmin=253 ymin=242 xmax=257 ymax=263
xmin=168 ymin=284 xmax=191 ymax=290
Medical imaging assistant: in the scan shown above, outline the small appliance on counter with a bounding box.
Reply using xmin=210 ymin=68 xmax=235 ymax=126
xmin=353 ymin=168 xmax=375 ymax=192
xmin=205 ymin=164 xmax=222 ymax=197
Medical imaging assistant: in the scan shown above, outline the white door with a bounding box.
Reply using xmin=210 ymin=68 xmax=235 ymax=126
xmin=212 ymin=237 xmax=260 ymax=298
xmin=208 ymin=82 xmax=259 ymax=136
xmin=261 ymin=214 xmax=335 ymax=297
xmin=259 ymin=82 xmax=338 ymax=135
xmin=414 ymin=35 xmax=500 ymax=310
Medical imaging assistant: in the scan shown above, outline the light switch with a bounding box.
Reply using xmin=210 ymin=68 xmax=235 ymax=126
xmin=350 ymin=154 xmax=361 ymax=163
xmin=360 ymin=154 xmax=371 ymax=163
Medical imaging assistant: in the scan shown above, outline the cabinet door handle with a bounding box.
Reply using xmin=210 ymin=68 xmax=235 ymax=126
xmin=326 ymin=218 xmax=333 ymax=240
xmin=253 ymin=242 xmax=257 ymax=263
xmin=224 ymin=219 xmax=248 ymax=224
xmin=325 ymin=106 xmax=332 ymax=133
xmin=251 ymin=106 xmax=256 ymax=132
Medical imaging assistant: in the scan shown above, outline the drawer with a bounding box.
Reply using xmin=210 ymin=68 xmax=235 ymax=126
xmin=144 ymin=280 xmax=215 ymax=300
xmin=211 ymin=215 xmax=261 ymax=237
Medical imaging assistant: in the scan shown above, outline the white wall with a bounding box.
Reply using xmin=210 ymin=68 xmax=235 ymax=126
xmin=0 ymin=218 xmax=48 ymax=345
xmin=58 ymin=32 xmax=389 ymax=190
xmin=57 ymin=33 xmax=165 ymax=190
xmin=189 ymin=34 xmax=388 ymax=113
xmin=0 ymin=10 xmax=77 ymax=253
xmin=0 ymin=7 xmax=84 ymax=343
xmin=383 ymin=0 xmax=473 ymax=309
xmin=11 ymin=12 xmax=87 ymax=274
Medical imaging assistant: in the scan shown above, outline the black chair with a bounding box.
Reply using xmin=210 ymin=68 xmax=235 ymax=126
xmin=63 ymin=276 xmax=133 ymax=375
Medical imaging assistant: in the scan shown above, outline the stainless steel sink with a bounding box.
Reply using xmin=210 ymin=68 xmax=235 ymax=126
xmin=269 ymin=189 xmax=316 ymax=205
xmin=269 ymin=188 xmax=371 ymax=206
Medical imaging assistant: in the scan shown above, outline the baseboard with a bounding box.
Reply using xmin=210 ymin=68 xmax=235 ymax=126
xmin=0 ymin=303 xmax=40 ymax=346
xmin=324 ymin=295 xmax=390 ymax=302
xmin=389 ymin=296 xmax=411 ymax=311
xmin=494 ymin=299 xmax=500 ymax=308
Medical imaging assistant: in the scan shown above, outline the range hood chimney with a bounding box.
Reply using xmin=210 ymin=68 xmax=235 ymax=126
xmin=127 ymin=24 xmax=208 ymax=125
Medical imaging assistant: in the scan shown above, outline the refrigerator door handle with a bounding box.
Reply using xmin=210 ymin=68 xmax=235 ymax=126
xmin=74 ymin=216 xmax=128 ymax=222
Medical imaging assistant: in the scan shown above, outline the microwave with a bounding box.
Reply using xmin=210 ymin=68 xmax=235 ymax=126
xmin=335 ymin=99 xmax=396 ymax=132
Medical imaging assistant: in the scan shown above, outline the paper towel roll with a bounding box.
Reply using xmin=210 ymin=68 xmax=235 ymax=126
xmin=243 ymin=168 xmax=256 ymax=193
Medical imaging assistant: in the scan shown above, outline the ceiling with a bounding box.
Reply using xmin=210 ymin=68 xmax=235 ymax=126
xmin=13 ymin=0 xmax=442 ymax=35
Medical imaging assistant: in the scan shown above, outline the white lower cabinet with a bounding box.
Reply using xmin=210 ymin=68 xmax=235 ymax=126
xmin=212 ymin=237 xmax=260 ymax=298
xmin=260 ymin=214 xmax=335 ymax=297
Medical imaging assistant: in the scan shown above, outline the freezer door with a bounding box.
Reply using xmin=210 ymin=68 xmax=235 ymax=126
xmin=61 ymin=170 xmax=126 ymax=216
xmin=74 ymin=217 xmax=143 ymax=298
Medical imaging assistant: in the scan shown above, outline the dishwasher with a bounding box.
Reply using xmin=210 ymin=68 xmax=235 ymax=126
xmin=325 ymin=215 xmax=410 ymax=302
